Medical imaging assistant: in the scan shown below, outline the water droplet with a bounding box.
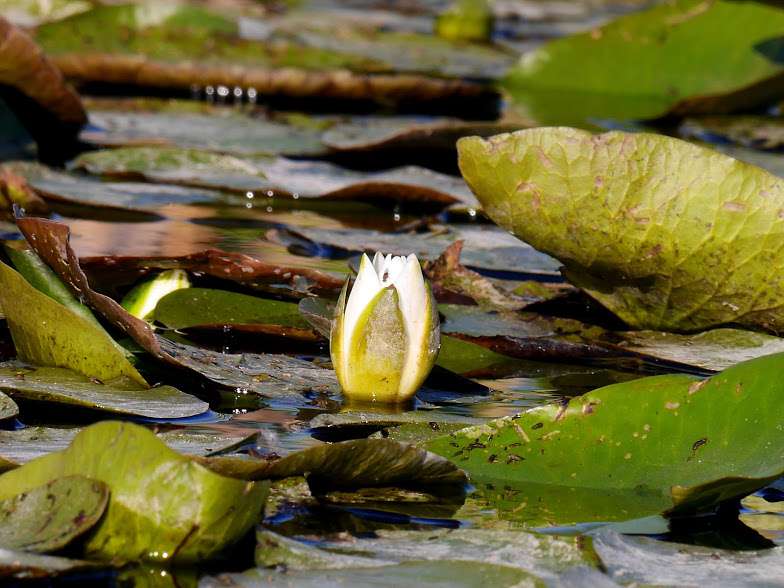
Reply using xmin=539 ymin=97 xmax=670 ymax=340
xmin=205 ymin=86 xmax=215 ymax=102
xmin=247 ymin=87 xmax=258 ymax=104
xmin=217 ymin=85 xmax=229 ymax=98
xmin=292 ymin=192 xmax=299 ymax=200
xmin=245 ymin=202 xmax=253 ymax=209
xmin=266 ymin=206 xmax=273 ymax=213
xmin=266 ymin=190 xmax=274 ymax=197
xmin=233 ymin=86 xmax=243 ymax=99
xmin=246 ymin=191 xmax=254 ymax=199
xmin=468 ymin=208 xmax=477 ymax=218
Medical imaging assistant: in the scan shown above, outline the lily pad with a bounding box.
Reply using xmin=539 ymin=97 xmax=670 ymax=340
xmin=154 ymin=288 xmax=319 ymax=341
xmin=0 ymin=421 xmax=268 ymax=563
xmin=0 ymin=476 xmax=108 ymax=553
xmin=204 ymin=560 xmax=539 ymax=588
xmin=0 ymin=259 xmax=147 ymax=386
xmin=593 ymin=529 xmax=784 ymax=587
xmin=36 ymin=4 xmax=492 ymax=107
xmin=681 ymin=115 xmax=784 ymax=151
xmin=609 ymin=328 xmax=784 ymax=372
xmin=274 ymin=225 xmax=561 ymax=276
xmin=5 ymin=161 xmax=239 ymax=214
xmin=503 ymin=0 xmax=784 ymax=123
xmin=0 ymin=548 xmax=103 ymax=579
xmin=0 ymin=392 xmax=17 ymax=421
xmin=458 ymin=128 xmax=784 ymax=332
xmin=0 ymin=362 xmax=208 ymax=419
xmin=73 ymin=147 xmax=479 ymax=209
xmin=427 ymin=351 xmax=784 ymax=517
xmin=201 ymin=437 xmax=466 ymax=492
xmin=82 ymin=108 xmax=328 ymax=157
xmin=0 ymin=17 xmax=85 ymax=153
xmin=0 ymin=426 xmax=258 ymax=467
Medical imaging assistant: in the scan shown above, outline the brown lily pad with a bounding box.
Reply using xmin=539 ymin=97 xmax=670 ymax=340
xmin=0 ymin=17 xmax=85 ymax=156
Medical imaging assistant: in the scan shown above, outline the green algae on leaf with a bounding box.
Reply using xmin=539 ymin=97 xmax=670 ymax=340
xmin=0 ymin=363 xmax=207 ymax=418
xmin=0 ymin=476 xmax=108 ymax=553
xmin=0 ymin=260 xmax=147 ymax=386
xmin=0 ymin=421 xmax=268 ymax=563
xmin=502 ymin=0 xmax=784 ymax=124
xmin=427 ymin=351 xmax=784 ymax=517
xmin=459 ymin=128 xmax=784 ymax=332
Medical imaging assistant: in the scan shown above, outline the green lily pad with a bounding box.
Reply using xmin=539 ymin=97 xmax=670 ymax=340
xmin=0 ymin=362 xmax=208 ymax=418
xmin=593 ymin=530 xmax=784 ymax=586
xmin=154 ymin=288 xmax=318 ymax=340
xmin=0 ymin=260 xmax=147 ymax=386
xmin=0 ymin=421 xmax=268 ymax=563
xmin=275 ymin=225 xmax=561 ymax=276
xmin=0 ymin=476 xmax=108 ymax=553
xmin=458 ymin=128 xmax=784 ymax=332
xmin=0 ymin=426 xmax=258 ymax=467
xmin=5 ymin=161 xmax=239 ymax=214
xmin=503 ymin=0 xmax=784 ymax=124
xmin=204 ymin=560 xmax=539 ymax=588
xmin=427 ymin=351 xmax=784 ymax=517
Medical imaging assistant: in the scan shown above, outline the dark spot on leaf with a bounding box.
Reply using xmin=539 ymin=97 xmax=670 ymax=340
xmin=532 ymin=422 xmax=543 ymax=430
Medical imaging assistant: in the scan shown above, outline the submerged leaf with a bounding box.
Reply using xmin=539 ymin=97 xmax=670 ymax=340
xmin=0 ymin=260 xmax=146 ymax=386
xmin=0 ymin=422 xmax=268 ymax=563
xmin=0 ymin=362 xmax=207 ymax=418
xmin=427 ymin=351 xmax=784 ymax=516
xmin=0 ymin=476 xmax=108 ymax=553
xmin=459 ymin=128 xmax=784 ymax=332
xmin=503 ymin=0 xmax=784 ymax=123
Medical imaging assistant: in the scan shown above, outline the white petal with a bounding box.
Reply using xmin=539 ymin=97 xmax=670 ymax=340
xmin=341 ymin=254 xmax=384 ymax=379
xmin=383 ymin=255 xmax=406 ymax=286
xmin=372 ymin=251 xmax=385 ymax=276
xmin=393 ymin=254 xmax=430 ymax=397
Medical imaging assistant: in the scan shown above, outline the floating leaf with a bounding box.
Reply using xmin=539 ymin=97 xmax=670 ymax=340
xmin=681 ymin=115 xmax=784 ymax=151
xmin=0 ymin=421 xmax=268 ymax=563
xmin=503 ymin=0 xmax=784 ymax=123
xmin=73 ymin=147 xmax=479 ymax=209
xmin=200 ymin=438 xmax=466 ymax=492
xmin=5 ymin=161 xmax=239 ymax=214
xmin=0 ymin=17 xmax=85 ymax=152
xmin=0 ymin=548 xmax=103 ymax=579
xmin=204 ymin=560 xmax=538 ymax=588
xmin=609 ymin=328 xmax=784 ymax=372
xmin=0 ymin=476 xmax=108 ymax=553
xmin=427 ymin=351 xmax=784 ymax=517
xmin=593 ymin=529 xmax=784 ymax=587
xmin=82 ymin=107 xmax=329 ymax=157
xmin=275 ymin=225 xmax=561 ymax=276
xmin=458 ymin=128 xmax=784 ymax=332
xmin=0 ymin=362 xmax=207 ymax=419
xmin=0 ymin=426 xmax=258 ymax=468
xmin=0 ymin=260 xmax=147 ymax=386
xmin=0 ymin=392 xmax=17 ymax=422
xmin=154 ymin=288 xmax=319 ymax=341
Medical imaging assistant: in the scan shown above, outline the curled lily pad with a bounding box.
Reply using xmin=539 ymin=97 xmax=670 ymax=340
xmin=503 ymin=0 xmax=784 ymax=123
xmin=0 ymin=17 xmax=86 ymax=153
xmin=459 ymin=128 xmax=784 ymax=332
xmin=0 ymin=421 xmax=268 ymax=563
xmin=0 ymin=476 xmax=108 ymax=553
xmin=427 ymin=351 xmax=784 ymax=517
xmin=0 ymin=362 xmax=208 ymax=419
xmin=0 ymin=548 xmax=103 ymax=579
xmin=200 ymin=438 xmax=466 ymax=492
xmin=0 ymin=259 xmax=147 ymax=386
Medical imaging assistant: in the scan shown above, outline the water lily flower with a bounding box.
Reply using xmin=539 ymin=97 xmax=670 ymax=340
xmin=331 ymin=252 xmax=440 ymax=404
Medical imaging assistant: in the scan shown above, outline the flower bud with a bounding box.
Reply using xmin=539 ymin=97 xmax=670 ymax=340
xmin=330 ymin=252 xmax=440 ymax=404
